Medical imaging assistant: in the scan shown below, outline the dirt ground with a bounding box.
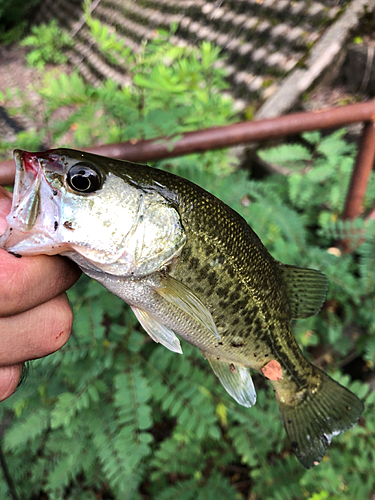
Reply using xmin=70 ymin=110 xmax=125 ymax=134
xmin=0 ymin=44 xmax=44 ymax=140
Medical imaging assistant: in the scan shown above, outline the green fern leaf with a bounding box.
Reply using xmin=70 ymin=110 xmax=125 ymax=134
xmin=4 ymin=408 xmax=50 ymax=451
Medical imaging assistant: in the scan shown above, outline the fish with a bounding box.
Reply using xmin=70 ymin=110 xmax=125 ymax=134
xmin=0 ymin=148 xmax=364 ymax=468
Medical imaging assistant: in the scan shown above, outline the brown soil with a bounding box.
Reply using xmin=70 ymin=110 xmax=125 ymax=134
xmin=0 ymin=44 xmax=44 ymax=138
xmin=0 ymin=42 xmax=74 ymax=155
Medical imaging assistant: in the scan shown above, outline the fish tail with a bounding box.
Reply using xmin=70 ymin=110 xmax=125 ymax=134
xmin=277 ymin=365 xmax=364 ymax=468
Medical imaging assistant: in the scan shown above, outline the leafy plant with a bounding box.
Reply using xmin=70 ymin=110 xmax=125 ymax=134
xmin=21 ymin=20 xmax=73 ymax=69
xmin=2 ymin=21 xmax=235 ymax=175
xmin=0 ymin=0 xmax=41 ymax=43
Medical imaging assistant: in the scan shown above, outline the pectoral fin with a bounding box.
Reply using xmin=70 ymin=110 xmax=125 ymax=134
xmin=207 ymin=357 xmax=256 ymax=407
xmin=156 ymin=275 xmax=220 ymax=340
xmin=279 ymin=264 xmax=328 ymax=319
xmin=131 ymin=306 xmax=182 ymax=354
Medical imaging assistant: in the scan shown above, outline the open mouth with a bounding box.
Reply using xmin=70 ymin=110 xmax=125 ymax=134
xmin=11 ymin=150 xmax=42 ymax=231
xmin=0 ymin=150 xmax=65 ymax=255
xmin=14 ymin=149 xmax=40 ymax=178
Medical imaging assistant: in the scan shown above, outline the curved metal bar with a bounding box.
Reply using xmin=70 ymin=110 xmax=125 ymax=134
xmin=1 ymin=100 xmax=375 ymax=211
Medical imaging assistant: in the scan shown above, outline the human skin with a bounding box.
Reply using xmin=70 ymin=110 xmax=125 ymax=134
xmin=0 ymin=186 xmax=81 ymax=401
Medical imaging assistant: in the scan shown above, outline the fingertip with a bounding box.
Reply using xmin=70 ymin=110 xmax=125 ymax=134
xmin=0 ymin=293 xmax=74 ymax=367
xmin=42 ymin=293 xmax=74 ymax=355
xmin=0 ymin=364 xmax=23 ymax=401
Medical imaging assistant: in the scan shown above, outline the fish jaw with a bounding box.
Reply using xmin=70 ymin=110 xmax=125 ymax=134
xmin=0 ymin=150 xmax=70 ymax=256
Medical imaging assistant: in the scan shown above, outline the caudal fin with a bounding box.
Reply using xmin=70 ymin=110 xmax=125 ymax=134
xmin=277 ymin=366 xmax=364 ymax=469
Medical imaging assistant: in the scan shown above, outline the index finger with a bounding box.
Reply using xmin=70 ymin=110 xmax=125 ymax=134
xmin=0 ymin=249 xmax=81 ymax=316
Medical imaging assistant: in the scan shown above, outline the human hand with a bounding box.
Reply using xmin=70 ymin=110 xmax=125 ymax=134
xmin=0 ymin=185 xmax=81 ymax=401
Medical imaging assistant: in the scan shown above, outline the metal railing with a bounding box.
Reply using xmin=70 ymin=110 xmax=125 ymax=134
xmin=1 ymin=99 xmax=375 ymax=220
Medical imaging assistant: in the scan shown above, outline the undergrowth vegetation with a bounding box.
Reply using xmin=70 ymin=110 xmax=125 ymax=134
xmin=0 ymin=0 xmax=41 ymax=43
xmin=0 ymin=11 xmax=375 ymax=500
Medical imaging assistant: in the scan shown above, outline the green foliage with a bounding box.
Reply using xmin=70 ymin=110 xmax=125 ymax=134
xmin=21 ymin=20 xmax=73 ymax=69
xmin=258 ymin=132 xmax=375 ymax=362
xmin=2 ymin=19 xmax=235 ymax=174
xmin=0 ymin=0 xmax=41 ymax=43
xmin=1 ymin=13 xmax=375 ymax=500
xmin=259 ymin=130 xmax=362 ymax=226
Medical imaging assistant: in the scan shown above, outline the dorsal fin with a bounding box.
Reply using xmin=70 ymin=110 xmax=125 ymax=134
xmin=279 ymin=264 xmax=328 ymax=319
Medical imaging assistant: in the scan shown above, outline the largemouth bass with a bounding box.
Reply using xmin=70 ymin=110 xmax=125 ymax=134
xmin=0 ymin=149 xmax=364 ymax=468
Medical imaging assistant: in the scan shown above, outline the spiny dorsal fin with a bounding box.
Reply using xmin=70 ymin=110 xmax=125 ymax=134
xmin=131 ymin=306 xmax=183 ymax=354
xmin=207 ymin=356 xmax=256 ymax=407
xmin=157 ymin=275 xmax=221 ymax=340
xmin=279 ymin=264 xmax=328 ymax=319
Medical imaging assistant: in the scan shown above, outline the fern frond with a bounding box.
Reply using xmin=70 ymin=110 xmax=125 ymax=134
xmin=147 ymin=345 xmax=221 ymax=441
xmin=251 ymin=456 xmax=304 ymax=500
xmin=150 ymin=438 xmax=203 ymax=482
xmin=3 ymin=408 xmax=50 ymax=451
xmin=258 ymin=143 xmax=311 ymax=171
xmin=318 ymin=216 xmax=366 ymax=247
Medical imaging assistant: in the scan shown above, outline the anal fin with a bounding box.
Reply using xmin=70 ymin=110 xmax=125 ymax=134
xmin=131 ymin=306 xmax=182 ymax=354
xmin=207 ymin=357 xmax=256 ymax=407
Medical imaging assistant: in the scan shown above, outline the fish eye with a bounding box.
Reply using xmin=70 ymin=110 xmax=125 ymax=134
xmin=67 ymin=163 xmax=102 ymax=193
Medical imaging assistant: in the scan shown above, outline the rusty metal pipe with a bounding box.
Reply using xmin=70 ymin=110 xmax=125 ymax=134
xmin=343 ymin=120 xmax=375 ymax=220
xmin=1 ymin=99 xmax=375 ymax=185
xmin=83 ymin=99 xmax=375 ymax=160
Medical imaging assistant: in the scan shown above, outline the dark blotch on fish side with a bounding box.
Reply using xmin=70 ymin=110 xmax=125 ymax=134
xmin=189 ymin=257 xmax=199 ymax=269
xmin=217 ymin=286 xmax=228 ymax=298
xmin=236 ymin=298 xmax=248 ymax=310
xmin=207 ymin=272 xmax=218 ymax=286
xmin=229 ymin=290 xmax=240 ymax=302
xmin=227 ymin=267 xmax=235 ymax=279
xmin=202 ymin=263 xmax=211 ymax=275
xmin=54 ymin=221 xmax=59 ymax=231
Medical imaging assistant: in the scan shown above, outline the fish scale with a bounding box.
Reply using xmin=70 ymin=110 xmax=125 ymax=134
xmin=0 ymin=148 xmax=364 ymax=469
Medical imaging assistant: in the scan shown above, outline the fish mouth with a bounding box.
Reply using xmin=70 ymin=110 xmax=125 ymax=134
xmin=0 ymin=150 xmax=63 ymax=255
xmin=14 ymin=149 xmax=40 ymax=179
xmin=11 ymin=149 xmax=42 ymax=231
xmin=0 ymin=150 xmax=42 ymax=251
